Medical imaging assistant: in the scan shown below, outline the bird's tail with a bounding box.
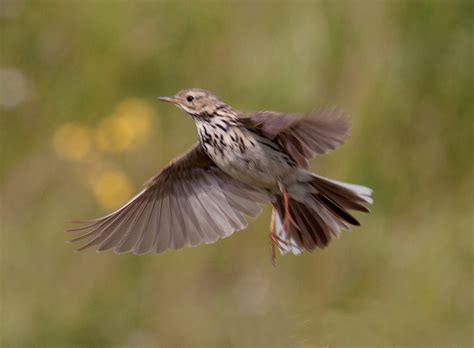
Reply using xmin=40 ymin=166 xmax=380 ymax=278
xmin=273 ymin=174 xmax=373 ymax=255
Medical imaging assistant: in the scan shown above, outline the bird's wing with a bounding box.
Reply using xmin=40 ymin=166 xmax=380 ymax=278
xmin=68 ymin=143 xmax=268 ymax=254
xmin=240 ymin=109 xmax=350 ymax=168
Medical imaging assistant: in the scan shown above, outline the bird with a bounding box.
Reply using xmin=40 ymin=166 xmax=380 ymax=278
xmin=68 ymin=88 xmax=373 ymax=263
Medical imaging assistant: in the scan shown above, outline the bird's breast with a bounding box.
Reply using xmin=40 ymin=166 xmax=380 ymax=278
xmin=196 ymin=121 xmax=298 ymax=190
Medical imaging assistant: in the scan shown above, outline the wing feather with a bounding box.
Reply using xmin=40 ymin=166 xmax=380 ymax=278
xmin=133 ymin=190 xmax=160 ymax=254
xmin=241 ymin=108 xmax=350 ymax=168
xmin=113 ymin=197 xmax=151 ymax=253
xmin=70 ymin=143 xmax=268 ymax=254
xmin=174 ymin=181 xmax=202 ymax=247
xmin=153 ymin=194 xmax=172 ymax=253
xmin=168 ymin=191 xmax=186 ymax=250
xmin=182 ymin=179 xmax=221 ymax=243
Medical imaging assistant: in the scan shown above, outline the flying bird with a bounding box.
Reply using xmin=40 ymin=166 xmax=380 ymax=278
xmin=69 ymin=89 xmax=373 ymax=263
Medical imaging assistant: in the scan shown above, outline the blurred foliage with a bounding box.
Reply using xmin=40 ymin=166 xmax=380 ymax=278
xmin=0 ymin=0 xmax=472 ymax=346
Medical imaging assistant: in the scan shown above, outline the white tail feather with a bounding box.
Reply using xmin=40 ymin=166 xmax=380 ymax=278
xmin=311 ymin=174 xmax=373 ymax=204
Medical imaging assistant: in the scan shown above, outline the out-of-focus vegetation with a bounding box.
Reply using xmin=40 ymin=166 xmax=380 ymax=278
xmin=1 ymin=0 xmax=472 ymax=346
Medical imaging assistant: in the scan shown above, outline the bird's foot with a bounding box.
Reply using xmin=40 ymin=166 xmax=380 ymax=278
xmin=269 ymin=189 xmax=300 ymax=265
xmin=269 ymin=232 xmax=291 ymax=265
xmin=269 ymin=234 xmax=277 ymax=266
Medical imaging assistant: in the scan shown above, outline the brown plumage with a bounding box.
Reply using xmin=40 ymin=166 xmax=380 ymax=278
xmin=69 ymin=89 xmax=372 ymax=262
xmin=240 ymin=109 xmax=350 ymax=168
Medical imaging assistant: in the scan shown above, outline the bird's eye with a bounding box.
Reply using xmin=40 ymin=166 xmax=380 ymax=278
xmin=186 ymin=95 xmax=194 ymax=102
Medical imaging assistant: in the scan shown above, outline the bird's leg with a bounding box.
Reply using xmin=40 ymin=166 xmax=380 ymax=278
xmin=269 ymin=208 xmax=277 ymax=266
xmin=278 ymin=182 xmax=296 ymax=235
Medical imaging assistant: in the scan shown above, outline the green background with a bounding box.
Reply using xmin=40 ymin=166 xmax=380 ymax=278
xmin=1 ymin=0 xmax=472 ymax=346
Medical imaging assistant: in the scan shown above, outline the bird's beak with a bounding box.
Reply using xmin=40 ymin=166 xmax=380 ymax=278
xmin=158 ymin=96 xmax=180 ymax=104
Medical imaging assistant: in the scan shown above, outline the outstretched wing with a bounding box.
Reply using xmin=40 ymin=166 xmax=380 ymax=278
xmin=68 ymin=143 xmax=268 ymax=254
xmin=240 ymin=109 xmax=350 ymax=168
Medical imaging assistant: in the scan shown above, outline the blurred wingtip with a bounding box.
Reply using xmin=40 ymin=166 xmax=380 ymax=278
xmin=75 ymin=244 xmax=90 ymax=252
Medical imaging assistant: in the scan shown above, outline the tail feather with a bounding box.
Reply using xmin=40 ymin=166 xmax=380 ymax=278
xmin=314 ymin=193 xmax=360 ymax=226
xmin=310 ymin=174 xmax=372 ymax=212
xmin=290 ymin=201 xmax=320 ymax=250
xmin=274 ymin=174 xmax=372 ymax=255
xmin=291 ymin=202 xmax=323 ymax=247
xmin=312 ymin=174 xmax=373 ymax=204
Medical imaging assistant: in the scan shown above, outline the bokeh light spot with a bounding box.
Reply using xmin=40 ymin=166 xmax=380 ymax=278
xmin=95 ymin=97 xmax=153 ymax=153
xmin=0 ymin=67 xmax=29 ymax=109
xmin=53 ymin=123 xmax=93 ymax=161
xmin=93 ymin=169 xmax=133 ymax=210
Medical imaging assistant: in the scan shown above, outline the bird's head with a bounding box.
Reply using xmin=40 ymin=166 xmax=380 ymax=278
xmin=159 ymin=88 xmax=228 ymax=119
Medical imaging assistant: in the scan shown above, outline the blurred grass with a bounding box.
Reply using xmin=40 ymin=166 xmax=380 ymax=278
xmin=0 ymin=0 xmax=472 ymax=346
